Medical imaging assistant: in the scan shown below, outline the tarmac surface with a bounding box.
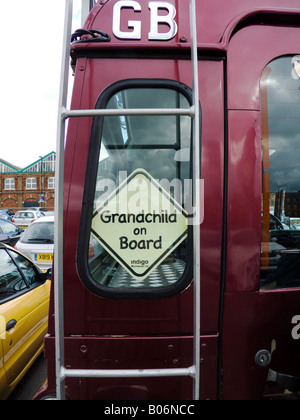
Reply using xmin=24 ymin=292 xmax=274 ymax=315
xmin=8 ymin=354 xmax=47 ymax=400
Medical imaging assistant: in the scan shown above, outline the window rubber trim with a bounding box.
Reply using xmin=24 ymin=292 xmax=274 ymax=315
xmin=77 ymin=79 xmax=198 ymax=300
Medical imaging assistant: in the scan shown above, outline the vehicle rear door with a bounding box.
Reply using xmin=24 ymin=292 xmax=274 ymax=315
xmin=60 ymin=48 xmax=225 ymax=398
xmin=222 ymin=22 xmax=300 ymax=399
xmin=0 ymin=317 xmax=7 ymax=399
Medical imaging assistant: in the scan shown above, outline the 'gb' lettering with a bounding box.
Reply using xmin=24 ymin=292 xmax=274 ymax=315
xmin=113 ymin=0 xmax=178 ymax=41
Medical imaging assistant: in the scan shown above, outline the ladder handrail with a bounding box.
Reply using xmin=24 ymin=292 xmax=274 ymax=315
xmin=190 ymin=0 xmax=201 ymax=401
xmin=54 ymin=0 xmax=73 ymax=402
xmin=54 ymin=0 xmax=200 ymax=401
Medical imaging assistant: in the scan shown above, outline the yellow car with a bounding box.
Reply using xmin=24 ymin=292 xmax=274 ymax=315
xmin=0 ymin=243 xmax=51 ymax=400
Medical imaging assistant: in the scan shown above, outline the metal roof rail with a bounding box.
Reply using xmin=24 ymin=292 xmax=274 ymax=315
xmin=81 ymin=0 xmax=96 ymax=26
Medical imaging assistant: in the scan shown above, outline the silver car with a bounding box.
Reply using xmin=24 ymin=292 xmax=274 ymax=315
xmin=12 ymin=210 xmax=45 ymax=229
xmin=15 ymin=215 xmax=54 ymax=269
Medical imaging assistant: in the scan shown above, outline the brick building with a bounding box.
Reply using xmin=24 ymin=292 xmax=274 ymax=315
xmin=0 ymin=152 xmax=56 ymax=211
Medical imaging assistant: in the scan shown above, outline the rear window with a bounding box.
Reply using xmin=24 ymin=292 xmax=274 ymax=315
xmin=15 ymin=212 xmax=33 ymax=218
xmin=21 ymin=222 xmax=54 ymax=244
xmin=77 ymin=80 xmax=196 ymax=299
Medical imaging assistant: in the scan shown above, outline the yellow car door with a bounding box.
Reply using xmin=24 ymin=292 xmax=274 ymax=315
xmin=0 ymin=246 xmax=50 ymax=400
xmin=0 ymin=316 xmax=7 ymax=398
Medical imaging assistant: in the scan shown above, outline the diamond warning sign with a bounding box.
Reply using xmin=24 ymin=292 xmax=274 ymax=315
xmin=91 ymin=169 xmax=188 ymax=280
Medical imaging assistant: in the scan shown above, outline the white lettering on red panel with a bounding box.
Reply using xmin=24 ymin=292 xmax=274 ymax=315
xmin=113 ymin=0 xmax=178 ymax=41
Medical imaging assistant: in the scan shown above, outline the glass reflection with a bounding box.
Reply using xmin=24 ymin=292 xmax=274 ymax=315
xmin=261 ymin=56 xmax=300 ymax=290
xmin=89 ymin=87 xmax=192 ymax=290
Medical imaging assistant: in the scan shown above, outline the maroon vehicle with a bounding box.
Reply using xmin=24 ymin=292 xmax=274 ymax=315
xmin=36 ymin=0 xmax=300 ymax=400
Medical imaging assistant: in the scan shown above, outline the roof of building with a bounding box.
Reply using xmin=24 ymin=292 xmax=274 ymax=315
xmin=0 ymin=152 xmax=56 ymax=174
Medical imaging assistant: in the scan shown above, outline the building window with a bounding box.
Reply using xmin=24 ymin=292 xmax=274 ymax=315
xmin=4 ymin=178 xmax=15 ymax=190
xmin=48 ymin=177 xmax=55 ymax=190
xmin=26 ymin=178 xmax=37 ymax=190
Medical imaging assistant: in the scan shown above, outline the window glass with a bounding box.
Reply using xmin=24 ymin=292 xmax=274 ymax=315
xmin=48 ymin=177 xmax=55 ymax=189
xmin=261 ymin=56 xmax=300 ymax=290
xmin=0 ymin=220 xmax=18 ymax=234
xmin=21 ymin=221 xmax=54 ymax=244
xmin=79 ymin=82 xmax=194 ymax=298
xmin=0 ymin=249 xmax=26 ymax=301
xmin=9 ymin=250 xmax=40 ymax=287
xmin=4 ymin=178 xmax=15 ymax=190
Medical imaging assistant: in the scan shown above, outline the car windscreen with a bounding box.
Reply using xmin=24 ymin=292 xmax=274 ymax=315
xmin=0 ymin=220 xmax=18 ymax=234
xmin=20 ymin=222 xmax=54 ymax=244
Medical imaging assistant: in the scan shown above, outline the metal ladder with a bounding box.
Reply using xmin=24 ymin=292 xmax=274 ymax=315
xmin=54 ymin=0 xmax=201 ymax=400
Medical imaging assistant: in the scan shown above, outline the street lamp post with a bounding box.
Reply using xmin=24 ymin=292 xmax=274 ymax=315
xmin=39 ymin=156 xmax=44 ymax=207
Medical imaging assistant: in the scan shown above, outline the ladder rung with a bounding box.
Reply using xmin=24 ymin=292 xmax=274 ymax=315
xmin=62 ymin=106 xmax=195 ymax=119
xmin=61 ymin=366 xmax=196 ymax=380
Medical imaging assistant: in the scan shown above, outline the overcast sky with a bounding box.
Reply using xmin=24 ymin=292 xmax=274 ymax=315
xmin=0 ymin=0 xmax=82 ymax=168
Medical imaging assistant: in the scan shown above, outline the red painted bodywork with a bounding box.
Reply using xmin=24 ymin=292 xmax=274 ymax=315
xmin=36 ymin=0 xmax=300 ymax=400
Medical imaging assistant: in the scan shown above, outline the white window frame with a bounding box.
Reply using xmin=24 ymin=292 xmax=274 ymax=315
xmin=4 ymin=178 xmax=15 ymax=190
xmin=26 ymin=177 xmax=37 ymax=190
xmin=48 ymin=177 xmax=55 ymax=190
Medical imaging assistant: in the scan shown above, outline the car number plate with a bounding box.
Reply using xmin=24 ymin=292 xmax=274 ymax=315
xmin=35 ymin=254 xmax=53 ymax=261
